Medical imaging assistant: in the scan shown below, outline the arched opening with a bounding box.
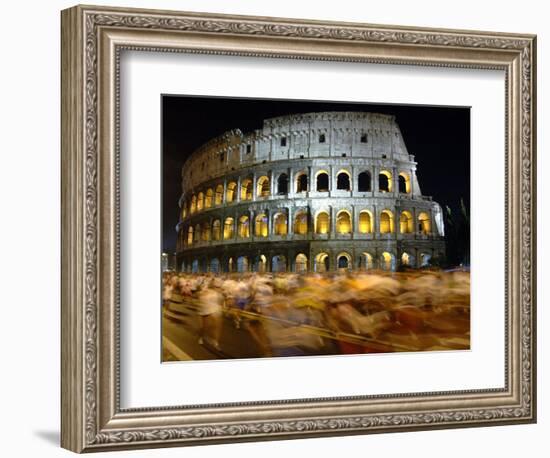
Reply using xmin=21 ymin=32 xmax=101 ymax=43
xmin=190 ymin=195 xmax=197 ymax=213
xmin=401 ymin=252 xmax=411 ymax=267
xmin=420 ymin=252 xmax=431 ymax=267
xmin=186 ymin=226 xmax=193 ymax=245
xmin=380 ymin=210 xmax=394 ymax=233
xmin=273 ymin=212 xmax=288 ymax=235
xmin=398 ymin=172 xmax=411 ymax=193
xmin=212 ymin=219 xmax=221 ymax=241
xmin=201 ymin=222 xmax=210 ymax=241
xmin=381 ymin=252 xmax=395 ymax=271
xmin=272 ymin=255 xmax=287 ymax=273
xmin=181 ymin=206 xmax=186 ymax=219
xmin=337 ymin=252 xmax=351 ymax=270
xmin=379 ymin=170 xmax=392 ymax=192
xmin=228 ymin=257 xmax=234 ymax=273
xmin=256 ymin=176 xmax=270 ymax=197
xmin=316 ymin=171 xmax=329 ymax=192
xmin=196 ymin=192 xmax=204 ymax=211
xmin=336 ymin=171 xmax=351 ymax=191
xmin=258 ymin=254 xmax=267 ymax=273
xmin=205 ymin=188 xmax=213 ymax=208
xmin=194 ymin=224 xmax=200 ymax=243
xmin=237 ymin=256 xmax=249 ymax=273
xmin=192 ymin=259 xmax=199 ymax=273
xmin=214 ymin=184 xmax=224 ymax=205
xmin=399 ymin=211 xmax=414 ymax=233
xmin=358 ymin=210 xmax=373 ymax=234
xmin=241 ymin=178 xmax=253 ymax=201
xmin=418 ymin=212 xmax=431 ymax=234
xmin=254 ymin=213 xmax=268 ymax=237
xmin=295 ymin=254 xmax=308 ymax=273
xmin=336 ymin=210 xmax=352 ymax=234
xmin=360 ymin=252 xmax=374 ymax=270
xmin=358 ymin=171 xmax=371 ymax=192
xmin=294 ymin=211 xmax=308 ymax=235
xmin=238 ymin=215 xmax=250 ymax=238
xmin=277 ymin=173 xmax=288 ymax=195
xmin=315 ymin=253 xmax=329 ymax=273
xmin=296 ymin=173 xmax=308 ymax=192
xmin=226 ymin=182 xmax=237 ymax=203
xmin=315 ymin=211 xmax=330 ymax=234
xmin=223 ymin=217 xmax=234 ymax=239
xmin=210 ymin=258 xmax=220 ymax=273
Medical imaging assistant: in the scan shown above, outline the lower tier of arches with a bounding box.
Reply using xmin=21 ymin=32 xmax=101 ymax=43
xmin=176 ymin=240 xmax=446 ymax=274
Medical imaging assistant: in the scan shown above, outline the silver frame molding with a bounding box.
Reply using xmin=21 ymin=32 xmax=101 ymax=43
xmin=61 ymin=4 xmax=537 ymax=453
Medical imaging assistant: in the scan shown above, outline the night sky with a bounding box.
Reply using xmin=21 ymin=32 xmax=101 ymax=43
xmin=162 ymin=96 xmax=470 ymax=253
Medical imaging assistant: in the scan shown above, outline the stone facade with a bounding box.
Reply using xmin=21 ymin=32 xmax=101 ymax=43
xmin=175 ymin=111 xmax=445 ymax=273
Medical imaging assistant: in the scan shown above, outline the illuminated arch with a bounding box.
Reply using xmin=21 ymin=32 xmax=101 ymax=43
xmin=399 ymin=210 xmax=414 ymax=233
xmin=380 ymin=252 xmax=395 ymax=271
xmin=379 ymin=170 xmax=392 ymax=192
xmin=241 ymin=178 xmax=253 ymax=201
xmin=205 ymin=188 xmax=213 ymax=208
xmin=254 ymin=213 xmax=268 ymax=237
xmin=336 ymin=170 xmax=351 ymax=191
xmin=238 ymin=215 xmax=250 ymax=238
xmin=273 ymin=212 xmax=288 ymax=235
xmin=398 ymin=172 xmax=411 ymax=193
xmin=226 ymin=182 xmax=237 ymax=203
xmin=256 ymin=176 xmax=270 ymax=197
xmin=212 ymin=219 xmax=221 ymax=241
xmin=196 ymin=192 xmax=204 ymax=211
xmin=223 ymin=217 xmax=234 ymax=239
xmin=258 ymin=254 xmax=267 ymax=273
xmin=401 ymin=252 xmax=414 ymax=267
xmin=295 ymin=253 xmax=308 ymax=273
xmin=418 ymin=212 xmax=431 ymax=234
xmin=315 ymin=211 xmax=330 ymax=234
xmin=193 ymin=224 xmax=200 ymax=243
xmin=201 ymin=221 xmax=210 ymax=241
xmin=214 ymin=184 xmax=224 ymax=205
xmin=358 ymin=210 xmax=373 ymax=234
xmin=336 ymin=210 xmax=352 ymax=234
xmin=190 ymin=194 xmax=197 ymax=213
xmin=315 ymin=252 xmax=330 ymax=273
xmin=186 ymin=226 xmax=193 ymax=245
xmin=294 ymin=211 xmax=308 ymax=235
xmin=380 ymin=209 xmax=395 ymax=233
xmin=359 ymin=252 xmax=374 ymax=270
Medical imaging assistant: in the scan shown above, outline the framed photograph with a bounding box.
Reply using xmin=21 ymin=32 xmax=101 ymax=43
xmin=61 ymin=4 xmax=536 ymax=452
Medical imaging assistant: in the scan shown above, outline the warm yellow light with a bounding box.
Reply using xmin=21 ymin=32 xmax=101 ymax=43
xmin=336 ymin=211 xmax=352 ymax=234
xmin=226 ymin=182 xmax=236 ymax=203
xmin=274 ymin=213 xmax=288 ymax=235
xmin=358 ymin=211 xmax=372 ymax=233
xmin=380 ymin=210 xmax=394 ymax=233
xmin=256 ymin=176 xmax=270 ymax=197
xmin=223 ymin=217 xmax=234 ymax=239
xmin=399 ymin=211 xmax=414 ymax=233
xmin=215 ymin=185 xmax=224 ymax=205
xmin=316 ymin=212 xmax=330 ymax=234
xmin=238 ymin=216 xmax=250 ymax=238
xmin=294 ymin=212 xmax=308 ymax=235
xmin=255 ymin=214 xmax=268 ymax=237
xmin=418 ymin=212 xmax=431 ymax=234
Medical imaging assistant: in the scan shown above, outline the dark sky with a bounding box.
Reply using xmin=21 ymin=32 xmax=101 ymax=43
xmin=162 ymin=96 xmax=470 ymax=252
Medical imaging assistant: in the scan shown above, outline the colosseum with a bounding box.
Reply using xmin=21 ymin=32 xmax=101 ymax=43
xmin=175 ymin=111 xmax=445 ymax=273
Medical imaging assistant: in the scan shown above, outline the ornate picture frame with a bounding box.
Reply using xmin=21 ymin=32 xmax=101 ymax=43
xmin=61 ymin=4 xmax=536 ymax=452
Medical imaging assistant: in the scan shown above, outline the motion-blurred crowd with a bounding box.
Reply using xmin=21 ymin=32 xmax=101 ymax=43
xmin=162 ymin=269 xmax=470 ymax=358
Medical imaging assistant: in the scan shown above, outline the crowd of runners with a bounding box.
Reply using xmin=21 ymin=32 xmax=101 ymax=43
xmin=162 ymin=269 xmax=470 ymax=358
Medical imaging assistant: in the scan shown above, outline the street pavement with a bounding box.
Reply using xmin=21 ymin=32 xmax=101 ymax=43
xmin=162 ymin=298 xmax=264 ymax=361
